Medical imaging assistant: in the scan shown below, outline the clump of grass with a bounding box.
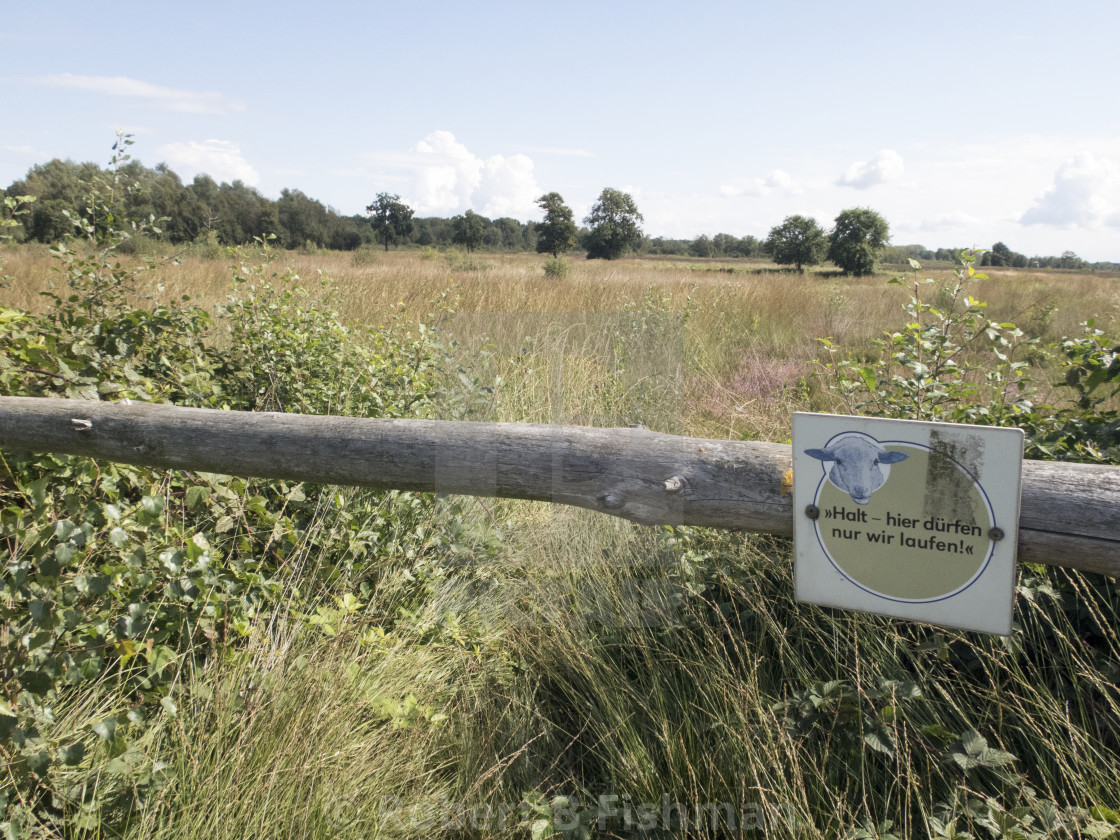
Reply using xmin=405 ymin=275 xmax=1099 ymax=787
xmin=131 ymin=623 xmax=467 ymax=840
xmin=444 ymin=248 xmax=491 ymax=272
xmin=350 ymin=246 xmax=378 ymax=266
xmin=542 ymin=255 xmax=570 ymax=278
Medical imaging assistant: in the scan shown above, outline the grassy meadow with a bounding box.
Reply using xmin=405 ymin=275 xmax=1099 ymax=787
xmin=3 ymin=242 xmax=1120 ymax=839
xmin=6 ymin=244 xmax=1114 ymax=438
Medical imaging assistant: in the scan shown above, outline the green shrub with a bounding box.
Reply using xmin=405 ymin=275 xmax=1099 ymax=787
xmin=0 ymin=145 xmax=454 ymax=834
xmin=350 ymin=246 xmax=378 ymax=266
xmin=817 ymin=252 xmax=1036 ymax=426
xmin=190 ymin=229 xmax=226 ymax=260
xmin=443 ymin=248 xmax=490 ymax=272
xmin=542 ymin=255 xmax=571 ymax=278
xmin=817 ymin=251 xmax=1120 ymax=463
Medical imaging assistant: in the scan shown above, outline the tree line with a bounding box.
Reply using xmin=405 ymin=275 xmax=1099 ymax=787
xmin=2 ymin=155 xmax=1112 ymax=271
xmin=0 ymin=158 xmax=546 ymax=254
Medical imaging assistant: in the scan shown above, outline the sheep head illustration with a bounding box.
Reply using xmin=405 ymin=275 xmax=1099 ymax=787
xmin=805 ymin=434 xmax=909 ymax=505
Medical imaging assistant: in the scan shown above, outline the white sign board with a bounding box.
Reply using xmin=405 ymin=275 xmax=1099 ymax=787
xmin=792 ymin=413 xmax=1024 ymax=635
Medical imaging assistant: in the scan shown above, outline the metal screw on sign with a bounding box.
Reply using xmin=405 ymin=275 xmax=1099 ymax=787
xmin=805 ymin=505 xmax=820 ymax=520
xmin=988 ymin=527 xmax=1005 ymax=541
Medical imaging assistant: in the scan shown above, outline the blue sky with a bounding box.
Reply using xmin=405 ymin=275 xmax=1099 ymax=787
xmin=3 ymin=0 xmax=1119 ymax=260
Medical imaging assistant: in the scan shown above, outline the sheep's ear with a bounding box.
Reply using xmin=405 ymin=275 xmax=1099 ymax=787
xmin=879 ymin=451 xmax=909 ymax=464
xmin=804 ymin=448 xmax=834 ymax=461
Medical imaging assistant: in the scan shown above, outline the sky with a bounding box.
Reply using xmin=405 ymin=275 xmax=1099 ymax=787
xmin=2 ymin=0 xmax=1119 ymax=261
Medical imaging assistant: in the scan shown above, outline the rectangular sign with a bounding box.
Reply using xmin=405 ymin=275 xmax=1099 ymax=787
xmin=792 ymin=412 xmax=1024 ymax=635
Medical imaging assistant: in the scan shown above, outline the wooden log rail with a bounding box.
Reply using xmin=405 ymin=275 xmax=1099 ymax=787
xmin=1 ymin=396 xmax=1118 ymax=577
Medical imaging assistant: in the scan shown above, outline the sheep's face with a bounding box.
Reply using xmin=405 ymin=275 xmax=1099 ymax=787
xmin=805 ymin=436 xmax=909 ymax=505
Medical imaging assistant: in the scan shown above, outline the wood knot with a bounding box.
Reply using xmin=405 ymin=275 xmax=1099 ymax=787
xmin=663 ymin=475 xmax=688 ymax=493
xmin=598 ymin=492 xmax=624 ymax=510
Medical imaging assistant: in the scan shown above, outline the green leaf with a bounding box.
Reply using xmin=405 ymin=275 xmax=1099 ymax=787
xmin=159 ymin=549 xmax=184 ymax=572
xmin=74 ymin=575 xmax=110 ymax=595
xmin=141 ymin=495 xmax=165 ymax=517
xmin=58 ymin=742 xmax=86 ymax=765
xmin=18 ymin=670 xmax=53 ymax=696
xmin=146 ymin=644 xmax=178 ymax=675
xmin=186 ymin=532 xmax=210 ymax=561
xmin=186 ymin=485 xmax=210 ymax=510
xmin=863 ymin=729 xmax=895 ymax=755
xmin=29 ymin=599 xmax=53 ymax=626
xmin=1090 ymin=807 xmax=1120 ymax=825
xmin=92 ymin=716 xmax=117 ymax=741
xmin=160 ymin=696 xmax=178 ymax=717
xmin=921 ymin=723 xmax=956 ymax=744
xmin=859 ymin=366 xmax=877 ymax=391
xmin=960 ymin=729 xmax=987 ymax=755
xmin=27 ymin=750 xmax=51 ymax=774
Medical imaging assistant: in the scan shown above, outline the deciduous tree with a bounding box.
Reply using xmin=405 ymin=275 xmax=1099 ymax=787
xmin=535 ymin=192 xmax=578 ymax=258
xmin=451 ymin=209 xmax=486 ymax=253
xmin=279 ymin=188 xmax=331 ymax=250
xmin=365 ymin=192 xmax=415 ymax=252
xmin=764 ymin=215 xmax=827 ymax=272
xmin=828 ymin=207 xmax=890 ymax=276
xmin=584 ymin=188 xmax=643 ymax=260
xmin=690 ymin=234 xmax=715 ymax=258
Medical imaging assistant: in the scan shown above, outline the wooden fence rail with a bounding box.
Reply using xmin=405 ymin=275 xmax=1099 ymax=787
xmin=1 ymin=396 xmax=1118 ymax=577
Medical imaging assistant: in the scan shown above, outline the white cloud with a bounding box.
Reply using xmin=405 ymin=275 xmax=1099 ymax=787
xmin=521 ymin=146 xmax=595 ymax=157
xmin=365 ymin=131 xmax=541 ymax=218
xmin=920 ymin=210 xmax=982 ymax=230
xmin=719 ymin=169 xmax=798 ymax=198
xmin=1020 ymin=152 xmax=1120 ymax=228
xmin=476 ymin=153 xmax=539 ymax=218
xmin=2 ymin=144 xmax=47 ymax=157
xmin=36 ymin=74 xmax=243 ymax=114
xmin=837 ymin=149 xmax=904 ymax=189
xmin=409 ymin=130 xmax=483 ymax=214
xmin=158 ymin=140 xmax=259 ymax=186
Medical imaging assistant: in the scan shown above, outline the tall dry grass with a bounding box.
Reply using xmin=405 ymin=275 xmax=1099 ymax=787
xmin=8 ymin=244 xmax=1114 ymax=443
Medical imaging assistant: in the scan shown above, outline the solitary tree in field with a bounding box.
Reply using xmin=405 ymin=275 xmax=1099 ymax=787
xmin=366 ymin=193 xmax=414 ymax=251
xmin=828 ymin=207 xmax=890 ymax=276
xmin=535 ymin=192 xmax=578 ymax=257
xmin=584 ymin=188 xmax=643 ymax=260
xmin=452 ymin=209 xmax=487 ymax=253
xmin=764 ymin=215 xmax=827 ymax=272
